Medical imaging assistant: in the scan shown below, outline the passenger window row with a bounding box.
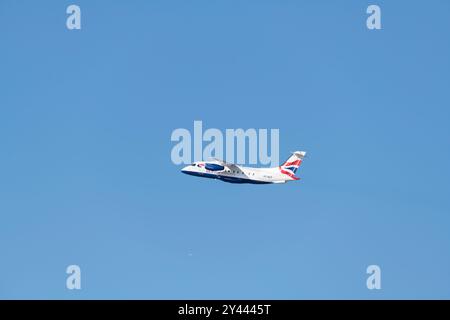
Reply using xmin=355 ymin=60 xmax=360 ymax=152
xmin=225 ymin=170 xmax=255 ymax=176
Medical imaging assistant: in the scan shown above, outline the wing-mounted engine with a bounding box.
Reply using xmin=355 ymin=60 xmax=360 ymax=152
xmin=204 ymin=163 xmax=225 ymax=172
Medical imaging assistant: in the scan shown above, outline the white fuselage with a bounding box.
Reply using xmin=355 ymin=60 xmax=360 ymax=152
xmin=181 ymin=162 xmax=291 ymax=184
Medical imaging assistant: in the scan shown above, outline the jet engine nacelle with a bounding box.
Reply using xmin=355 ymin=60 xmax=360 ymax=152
xmin=205 ymin=163 xmax=225 ymax=171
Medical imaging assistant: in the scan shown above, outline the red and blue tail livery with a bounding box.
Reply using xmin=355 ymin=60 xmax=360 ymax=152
xmin=278 ymin=151 xmax=306 ymax=181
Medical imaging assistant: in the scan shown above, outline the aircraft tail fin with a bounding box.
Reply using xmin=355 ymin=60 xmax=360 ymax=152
xmin=279 ymin=151 xmax=306 ymax=180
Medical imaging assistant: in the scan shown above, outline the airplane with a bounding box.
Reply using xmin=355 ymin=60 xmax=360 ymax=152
xmin=181 ymin=151 xmax=306 ymax=184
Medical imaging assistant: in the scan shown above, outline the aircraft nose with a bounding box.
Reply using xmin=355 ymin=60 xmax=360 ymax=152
xmin=181 ymin=165 xmax=190 ymax=173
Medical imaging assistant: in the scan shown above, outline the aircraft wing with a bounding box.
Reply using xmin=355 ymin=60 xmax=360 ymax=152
xmin=210 ymin=158 xmax=239 ymax=169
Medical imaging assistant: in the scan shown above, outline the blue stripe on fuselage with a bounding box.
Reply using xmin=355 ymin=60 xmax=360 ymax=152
xmin=182 ymin=171 xmax=272 ymax=184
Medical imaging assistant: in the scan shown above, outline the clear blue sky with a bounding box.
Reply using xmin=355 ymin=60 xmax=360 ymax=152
xmin=1 ymin=0 xmax=449 ymax=299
